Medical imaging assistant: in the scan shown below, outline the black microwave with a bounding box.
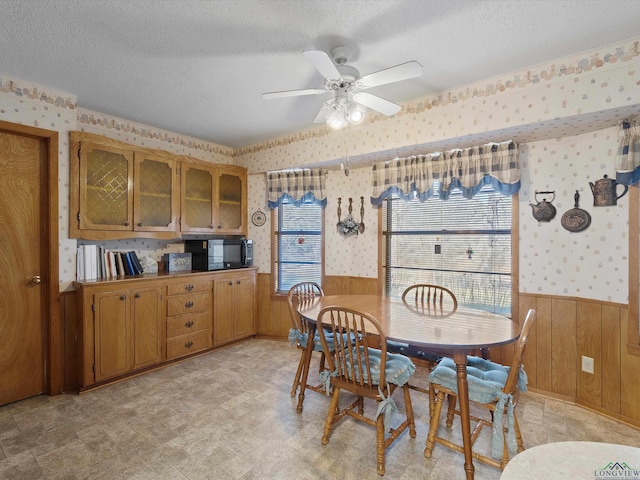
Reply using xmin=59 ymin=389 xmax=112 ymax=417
xmin=184 ymin=239 xmax=253 ymax=271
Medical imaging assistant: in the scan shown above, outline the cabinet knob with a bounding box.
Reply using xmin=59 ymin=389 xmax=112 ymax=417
xmin=120 ymin=295 xmax=126 ymax=300
xmin=185 ymin=301 xmax=194 ymax=308
xmin=228 ymin=281 xmax=232 ymax=286
xmin=137 ymin=222 xmax=143 ymax=227
xmin=184 ymin=341 xmax=193 ymax=348
xmin=185 ymin=321 xmax=194 ymax=328
xmin=236 ymin=280 xmax=240 ymax=284
xmin=123 ymin=221 xmax=130 ymax=226
xmin=208 ymin=224 xmax=214 ymax=229
xmin=134 ymin=293 xmax=141 ymax=298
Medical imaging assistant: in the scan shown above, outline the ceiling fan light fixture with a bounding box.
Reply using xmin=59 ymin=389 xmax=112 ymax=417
xmin=347 ymin=102 xmax=366 ymax=123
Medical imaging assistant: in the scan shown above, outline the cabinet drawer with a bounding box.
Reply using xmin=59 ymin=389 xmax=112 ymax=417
xmin=166 ymin=330 xmax=211 ymax=360
xmin=167 ymin=311 xmax=209 ymax=338
xmin=167 ymin=281 xmax=210 ymax=296
xmin=167 ymin=291 xmax=210 ymax=316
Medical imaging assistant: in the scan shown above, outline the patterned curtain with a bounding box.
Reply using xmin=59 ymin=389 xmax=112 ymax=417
xmin=370 ymin=141 xmax=520 ymax=206
xmin=267 ymin=168 xmax=327 ymax=208
xmin=615 ymin=117 xmax=640 ymax=185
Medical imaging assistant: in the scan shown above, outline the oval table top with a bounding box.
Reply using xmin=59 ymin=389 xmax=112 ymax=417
xmin=297 ymin=294 xmax=520 ymax=352
xmin=500 ymin=441 xmax=640 ymax=480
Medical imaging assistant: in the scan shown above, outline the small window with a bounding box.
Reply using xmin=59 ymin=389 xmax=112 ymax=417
xmin=383 ymin=183 xmax=512 ymax=315
xmin=273 ymin=201 xmax=323 ymax=294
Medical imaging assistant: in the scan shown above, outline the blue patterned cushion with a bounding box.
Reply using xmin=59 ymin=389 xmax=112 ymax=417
xmin=346 ymin=346 xmax=416 ymax=386
xmin=428 ymin=356 xmax=527 ymax=405
xmin=428 ymin=355 xmax=528 ymax=459
xmin=288 ymin=329 xmax=355 ymax=352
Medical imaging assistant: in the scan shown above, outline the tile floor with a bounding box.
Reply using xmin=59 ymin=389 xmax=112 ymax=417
xmin=1 ymin=339 xmax=640 ymax=480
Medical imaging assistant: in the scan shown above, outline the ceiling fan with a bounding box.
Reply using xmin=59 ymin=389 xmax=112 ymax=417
xmin=262 ymin=47 xmax=423 ymax=129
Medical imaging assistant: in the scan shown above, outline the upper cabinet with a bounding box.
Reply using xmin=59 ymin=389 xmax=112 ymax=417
xmin=180 ymin=163 xmax=247 ymax=235
xmin=69 ymin=132 xmax=246 ymax=240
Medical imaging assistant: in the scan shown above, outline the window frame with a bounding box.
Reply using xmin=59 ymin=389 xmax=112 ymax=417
xmin=270 ymin=202 xmax=325 ymax=297
xmin=628 ymin=184 xmax=640 ymax=356
xmin=378 ymin=190 xmax=519 ymax=319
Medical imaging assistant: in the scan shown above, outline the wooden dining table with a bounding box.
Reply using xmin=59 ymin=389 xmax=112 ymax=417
xmin=297 ymin=294 xmax=521 ymax=480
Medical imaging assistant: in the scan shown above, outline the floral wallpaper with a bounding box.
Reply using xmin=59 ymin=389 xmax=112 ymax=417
xmin=1 ymin=37 xmax=638 ymax=302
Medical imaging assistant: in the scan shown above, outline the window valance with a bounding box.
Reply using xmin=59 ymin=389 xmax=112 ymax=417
xmin=615 ymin=117 xmax=640 ymax=185
xmin=370 ymin=141 xmax=520 ymax=206
xmin=267 ymin=168 xmax=327 ymax=208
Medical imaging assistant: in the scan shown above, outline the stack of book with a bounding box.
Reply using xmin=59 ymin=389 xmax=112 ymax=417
xmin=76 ymin=246 xmax=145 ymax=281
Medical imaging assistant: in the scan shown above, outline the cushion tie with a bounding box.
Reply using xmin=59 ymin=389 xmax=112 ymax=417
xmin=375 ymin=383 xmax=398 ymax=433
xmin=318 ymin=369 xmax=338 ymax=395
xmin=288 ymin=328 xmax=308 ymax=347
xmin=491 ymin=391 xmax=516 ymax=458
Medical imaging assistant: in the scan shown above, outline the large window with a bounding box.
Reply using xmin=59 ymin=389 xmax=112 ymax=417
xmin=383 ymin=183 xmax=512 ymax=315
xmin=273 ymin=200 xmax=323 ymax=293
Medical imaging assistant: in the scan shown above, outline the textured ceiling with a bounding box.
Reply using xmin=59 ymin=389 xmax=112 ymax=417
xmin=1 ymin=0 xmax=640 ymax=150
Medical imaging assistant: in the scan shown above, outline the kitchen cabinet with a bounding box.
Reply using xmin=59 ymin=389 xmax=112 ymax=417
xmin=180 ymin=163 xmax=247 ymax=235
xmin=69 ymin=131 xmax=246 ymax=240
xmin=165 ymin=280 xmax=212 ymax=360
xmin=213 ymin=270 xmax=255 ymax=346
xmin=80 ymin=283 xmax=163 ymax=384
xmin=70 ymin=132 xmax=180 ymax=240
xmin=74 ymin=268 xmax=257 ymax=390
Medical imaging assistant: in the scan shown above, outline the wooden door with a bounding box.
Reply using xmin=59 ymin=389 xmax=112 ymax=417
xmin=133 ymin=153 xmax=179 ymax=233
xmin=0 ymin=131 xmax=46 ymax=405
xmin=132 ymin=287 xmax=162 ymax=369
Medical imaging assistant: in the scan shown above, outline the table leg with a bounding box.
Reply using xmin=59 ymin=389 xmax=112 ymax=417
xmin=454 ymin=351 xmax=474 ymax=480
xmin=296 ymin=324 xmax=316 ymax=413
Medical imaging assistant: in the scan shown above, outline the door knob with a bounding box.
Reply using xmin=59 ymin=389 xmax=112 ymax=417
xmin=29 ymin=275 xmax=41 ymax=286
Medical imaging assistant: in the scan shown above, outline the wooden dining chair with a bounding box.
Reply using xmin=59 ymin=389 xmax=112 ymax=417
xmin=316 ymin=306 xmax=417 ymax=476
xmin=287 ymin=281 xmax=327 ymax=413
xmin=388 ymin=284 xmax=458 ymax=399
xmin=424 ymin=308 xmax=536 ymax=471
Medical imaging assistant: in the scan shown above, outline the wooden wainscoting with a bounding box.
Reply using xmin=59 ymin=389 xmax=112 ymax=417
xmin=515 ymin=293 xmax=640 ymax=427
xmin=256 ymin=273 xmax=381 ymax=339
xmin=60 ymin=290 xmax=80 ymax=393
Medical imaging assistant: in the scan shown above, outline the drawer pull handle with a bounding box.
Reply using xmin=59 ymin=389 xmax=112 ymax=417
xmin=185 ymin=284 xmax=194 ymax=291
xmin=185 ymin=321 xmax=194 ymax=328
xmin=185 ymin=341 xmax=193 ymax=348
xmin=185 ymin=301 xmax=194 ymax=308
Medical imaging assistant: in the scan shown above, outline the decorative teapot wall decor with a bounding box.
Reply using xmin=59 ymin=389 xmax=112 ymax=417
xmin=530 ymin=191 xmax=557 ymax=222
xmin=589 ymin=174 xmax=628 ymax=206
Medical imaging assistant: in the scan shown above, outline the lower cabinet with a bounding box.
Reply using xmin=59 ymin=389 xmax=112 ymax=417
xmin=75 ymin=267 xmax=257 ymax=390
xmin=165 ymin=280 xmax=212 ymax=360
xmin=89 ymin=285 xmax=162 ymax=383
xmin=213 ymin=271 xmax=256 ymax=346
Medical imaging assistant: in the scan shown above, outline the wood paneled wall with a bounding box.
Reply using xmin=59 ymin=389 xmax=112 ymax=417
xmin=256 ymin=275 xmax=640 ymax=427
xmin=515 ymin=293 xmax=640 ymax=427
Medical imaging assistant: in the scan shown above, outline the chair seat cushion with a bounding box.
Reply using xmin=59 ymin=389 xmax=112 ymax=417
xmin=346 ymin=346 xmax=416 ymax=387
xmin=387 ymin=340 xmax=441 ymax=363
xmin=288 ymin=328 xmax=356 ymax=352
xmin=428 ymin=356 xmax=513 ymax=404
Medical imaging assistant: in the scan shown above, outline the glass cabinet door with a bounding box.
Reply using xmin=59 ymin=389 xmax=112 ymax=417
xmin=215 ymin=171 xmax=244 ymax=232
xmin=134 ymin=154 xmax=179 ymax=232
xmin=181 ymin=164 xmax=215 ymax=233
xmin=79 ymin=143 xmax=133 ymax=231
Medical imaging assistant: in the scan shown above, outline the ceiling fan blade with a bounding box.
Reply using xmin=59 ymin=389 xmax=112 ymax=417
xmin=356 ymin=61 xmax=423 ymax=89
xmin=303 ymin=49 xmax=342 ymax=82
xmin=262 ymin=88 xmax=328 ymax=100
xmin=353 ymin=92 xmax=401 ymax=116
xmin=313 ymin=107 xmax=331 ymax=124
